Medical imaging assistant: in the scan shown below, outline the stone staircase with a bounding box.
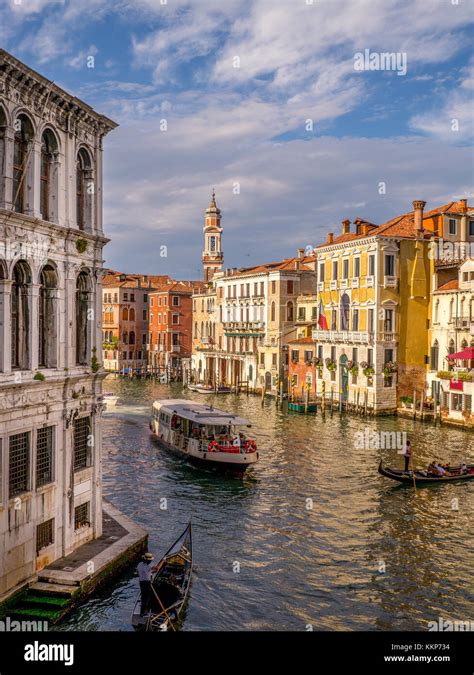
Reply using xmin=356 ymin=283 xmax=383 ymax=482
xmin=8 ymin=581 xmax=80 ymax=624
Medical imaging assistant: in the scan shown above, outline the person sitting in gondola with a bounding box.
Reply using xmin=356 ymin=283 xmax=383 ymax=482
xmin=427 ymin=461 xmax=438 ymax=476
xmin=461 ymin=462 xmax=468 ymax=475
xmin=136 ymin=553 xmax=159 ymax=615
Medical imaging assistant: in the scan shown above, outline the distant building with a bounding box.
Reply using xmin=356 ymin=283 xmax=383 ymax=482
xmin=0 ymin=49 xmax=116 ymax=600
xmin=148 ymin=281 xmax=203 ymax=378
xmin=102 ymin=272 xmax=170 ymax=373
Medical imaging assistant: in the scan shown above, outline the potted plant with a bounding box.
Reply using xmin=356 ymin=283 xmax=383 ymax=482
xmin=325 ymin=357 xmax=336 ymax=372
xmin=382 ymin=361 xmax=397 ymax=377
xmin=400 ymin=394 xmax=413 ymax=409
xmin=346 ymin=360 xmax=359 ymax=376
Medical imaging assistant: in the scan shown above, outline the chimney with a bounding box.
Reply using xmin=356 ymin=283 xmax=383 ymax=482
xmin=412 ymin=200 xmax=426 ymax=232
xmin=460 ymin=198 xmax=468 ymax=213
xmin=294 ymin=260 xmax=300 ymax=270
xmin=297 ymin=248 xmax=305 ymax=259
xmin=362 ymin=224 xmax=370 ymax=236
xmin=342 ymin=219 xmax=351 ymax=235
xmin=327 ymin=232 xmax=333 ymax=244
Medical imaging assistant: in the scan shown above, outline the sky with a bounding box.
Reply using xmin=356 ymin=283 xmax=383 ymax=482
xmin=1 ymin=0 xmax=473 ymax=279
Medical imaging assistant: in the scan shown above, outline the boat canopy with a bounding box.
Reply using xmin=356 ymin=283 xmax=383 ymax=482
xmin=153 ymin=399 xmax=251 ymax=427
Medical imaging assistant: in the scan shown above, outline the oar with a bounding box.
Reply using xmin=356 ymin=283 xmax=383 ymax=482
xmin=149 ymin=583 xmax=177 ymax=632
xmin=410 ymin=451 xmax=417 ymax=495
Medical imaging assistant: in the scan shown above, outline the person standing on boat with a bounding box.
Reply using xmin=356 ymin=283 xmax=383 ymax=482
xmin=137 ymin=553 xmax=156 ymax=615
xmin=402 ymin=439 xmax=412 ymax=472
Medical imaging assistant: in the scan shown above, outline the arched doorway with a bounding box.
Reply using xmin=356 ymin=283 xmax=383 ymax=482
xmin=264 ymin=371 xmax=272 ymax=390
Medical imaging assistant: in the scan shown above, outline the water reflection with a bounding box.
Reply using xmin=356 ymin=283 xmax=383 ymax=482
xmin=57 ymin=379 xmax=473 ymax=631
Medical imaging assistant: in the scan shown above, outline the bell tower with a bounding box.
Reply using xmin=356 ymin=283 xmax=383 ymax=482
xmin=202 ymin=190 xmax=223 ymax=282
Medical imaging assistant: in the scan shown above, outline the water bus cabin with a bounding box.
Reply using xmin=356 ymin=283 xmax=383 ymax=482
xmin=150 ymin=399 xmax=259 ymax=477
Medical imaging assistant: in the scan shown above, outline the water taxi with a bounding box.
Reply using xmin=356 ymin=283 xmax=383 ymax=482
xmin=150 ymin=399 xmax=259 ymax=477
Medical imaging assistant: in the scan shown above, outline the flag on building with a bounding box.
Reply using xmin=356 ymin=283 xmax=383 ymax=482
xmin=318 ymin=299 xmax=328 ymax=330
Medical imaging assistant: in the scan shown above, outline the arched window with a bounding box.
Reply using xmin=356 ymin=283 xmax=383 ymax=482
xmin=340 ymin=293 xmax=350 ymax=331
xmin=122 ymin=307 xmax=129 ymax=321
xmin=11 ymin=260 xmax=31 ymax=369
xmin=271 ymin=301 xmax=275 ymax=322
xmin=40 ymin=129 xmax=58 ymax=222
xmin=194 ymin=321 xmax=198 ymax=338
xmin=39 ymin=264 xmax=58 ymax=368
xmin=123 ymin=332 xmax=128 ymax=344
xmin=430 ymin=340 xmax=439 ymax=371
xmin=129 ymin=331 xmax=136 ymax=345
xmin=129 ymin=308 xmax=135 ymax=321
xmin=287 ymin=301 xmax=294 ymax=322
xmin=76 ymin=148 xmax=92 ymax=231
xmin=13 ymin=115 xmax=34 ymax=214
xmin=76 ymin=271 xmax=91 ymax=365
xmin=200 ymin=321 xmax=203 ymax=338
xmin=434 ymin=300 xmax=439 ymax=324
xmin=0 ymin=259 xmax=6 ymax=370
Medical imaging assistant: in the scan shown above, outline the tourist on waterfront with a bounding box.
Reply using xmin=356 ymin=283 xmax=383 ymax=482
xmin=137 ymin=553 xmax=156 ymax=615
xmin=402 ymin=439 xmax=412 ymax=472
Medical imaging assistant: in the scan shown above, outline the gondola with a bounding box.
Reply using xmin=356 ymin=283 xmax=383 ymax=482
xmin=131 ymin=522 xmax=192 ymax=631
xmin=378 ymin=460 xmax=474 ymax=484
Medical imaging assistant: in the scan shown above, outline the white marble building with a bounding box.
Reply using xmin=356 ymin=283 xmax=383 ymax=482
xmin=0 ymin=49 xmax=117 ymax=600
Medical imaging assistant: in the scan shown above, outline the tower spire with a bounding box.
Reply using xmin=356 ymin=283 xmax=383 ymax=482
xmin=202 ymin=191 xmax=223 ymax=283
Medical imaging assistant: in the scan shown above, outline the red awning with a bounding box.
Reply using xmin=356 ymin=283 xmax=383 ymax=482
xmin=447 ymin=347 xmax=474 ymax=360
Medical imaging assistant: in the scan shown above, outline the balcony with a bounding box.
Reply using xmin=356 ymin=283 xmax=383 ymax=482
xmin=452 ymin=316 xmax=471 ymax=330
xmin=351 ymin=277 xmax=359 ymax=288
xmin=382 ymin=332 xmax=398 ymax=342
xmin=311 ymin=329 xmax=374 ymax=344
xmin=340 ymin=279 xmax=349 ymax=289
xmin=365 ymin=276 xmax=374 ymax=287
xmin=223 ymin=320 xmax=265 ymax=334
xmin=329 ymin=280 xmax=337 ymax=290
xmin=384 ymin=275 xmax=398 ymax=288
xmin=317 ymin=281 xmax=324 ymax=291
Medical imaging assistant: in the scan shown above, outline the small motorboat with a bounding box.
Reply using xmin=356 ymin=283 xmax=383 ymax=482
xmin=131 ymin=522 xmax=192 ymax=632
xmin=378 ymin=460 xmax=474 ymax=484
xmin=150 ymin=399 xmax=259 ymax=477
xmin=187 ymin=384 xmax=232 ymax=394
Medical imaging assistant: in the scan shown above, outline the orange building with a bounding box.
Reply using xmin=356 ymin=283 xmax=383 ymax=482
xmin=148 ymin=281 xmax=204 ymax=377
xmin=287 ymin=336 xmax=320 ymax=399
xmin=102 ymin=271 xmax=170 ymax=372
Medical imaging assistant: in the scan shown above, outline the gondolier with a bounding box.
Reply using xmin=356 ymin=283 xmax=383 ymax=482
xmin=402 ymin=439 xmax=412 ymax=472
xmin=136 ymin=553 xmax=157 ymax=615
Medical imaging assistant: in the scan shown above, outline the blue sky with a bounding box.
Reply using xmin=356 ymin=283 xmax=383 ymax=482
xmin=1 ymin=0 xmax=473 ymax=279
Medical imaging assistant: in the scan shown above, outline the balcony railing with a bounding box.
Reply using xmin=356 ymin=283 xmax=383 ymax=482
xmin=382 ymin=332 xmax=398 ymax=342
xmin=330 ymin=280 xmax=337 ymax=290
xmin=311 ymin=329 xmax=374 ymax=343
xmin=452 ymin=316 xmax=471 ymax=330
xmin=317 ymin=281 xmax=324 ymax=291
xmin=366 ymin=276 xmax=374 ymax=287
xmin=384 ymin=275 xmax=398 ymax=288
xmin=340 ymin=279 xmax=349 ymax=289
xmin=223 ymin=320 xmax=265 ymax=332
xmin=351 ymin=277 xmax=359 ymax=288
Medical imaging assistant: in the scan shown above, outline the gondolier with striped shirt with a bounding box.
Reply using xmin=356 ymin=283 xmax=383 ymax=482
xmin=137 ymin=553 xmax=157 ymax=615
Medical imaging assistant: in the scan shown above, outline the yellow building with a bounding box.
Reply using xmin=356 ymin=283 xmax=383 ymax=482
xmin=314 ymin=202 xmax=433 ymax=412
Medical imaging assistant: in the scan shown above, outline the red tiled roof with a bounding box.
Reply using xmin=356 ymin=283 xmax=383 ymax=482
xmin=225 ymin=257 xmax=314 ymax=278
xmin=434 ymin=279 xmax=459 ymax=293
xmin=317 ymin=200 xmax=470 ymax=248
xmin=102 ymin=272 xmax=171 ymax=289
xmin=287 ymin=336 xmax=315 ymax=345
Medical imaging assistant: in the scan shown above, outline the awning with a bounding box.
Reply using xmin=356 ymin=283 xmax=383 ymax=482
xmin=447 ymin=347 xmax=474 ymax=360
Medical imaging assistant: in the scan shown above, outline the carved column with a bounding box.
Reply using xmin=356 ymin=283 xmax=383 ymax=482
xmin=29 ymin=283 xmax=40 ymax=371
xmin=0 ymin=126 xmax=14 ymax=210
xmin=0 ymin=279 xmax=13 ymax=373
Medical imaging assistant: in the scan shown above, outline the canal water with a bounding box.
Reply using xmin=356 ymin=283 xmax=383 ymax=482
xmin=58 ymin=379 xmax=473 ymax=631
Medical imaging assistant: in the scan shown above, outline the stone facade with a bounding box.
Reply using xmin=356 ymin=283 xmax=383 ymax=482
xmin=0 ymin=49 xmax=116 ymax=600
